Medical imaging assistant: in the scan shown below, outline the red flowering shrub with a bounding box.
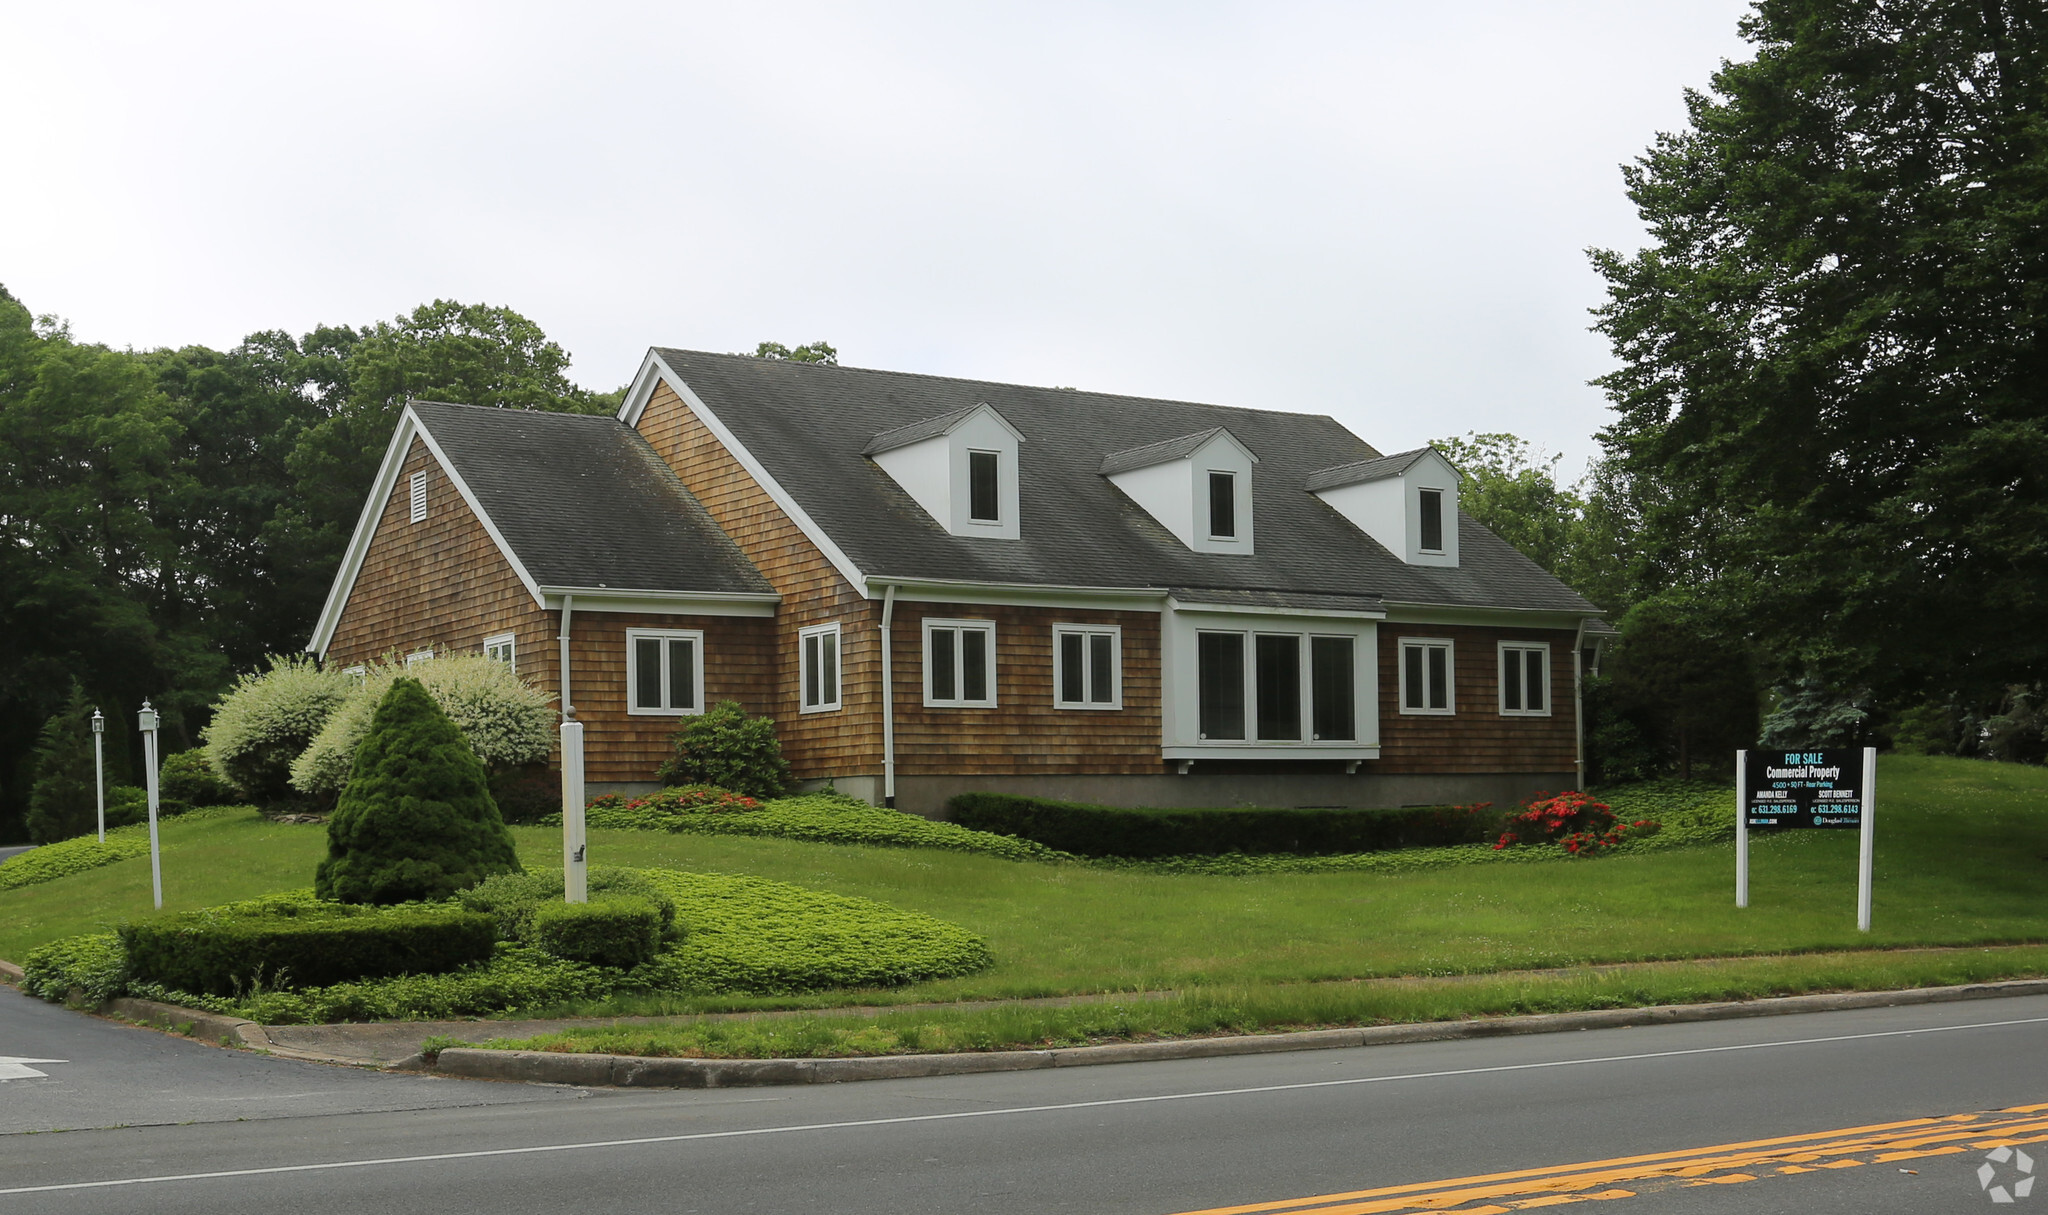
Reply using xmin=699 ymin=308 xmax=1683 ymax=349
xmin=621 ymin=785 xmax=761 ymax=816
xmin=1494 ymin=791 xmax=1660 ymax=856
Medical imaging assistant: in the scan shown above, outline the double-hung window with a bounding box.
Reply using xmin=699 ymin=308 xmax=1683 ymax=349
xmin=627 ymin=628 xmax=703 ymax=715
xmin=1053 ymin=624 xmax=1120 ymax=709
xmin=1498 ymin=642 xmax=1550 ymax=716
xmin=924 ymin=618 xmax=996 ymax=707
xmin=801 ymin=623 xmax=841 ymax=713
xmin=1195 ymin=629 xmax=1356 ymax=741
xmin=1398 ymin=638 xmax=1454 ymax=714
xmin=405 ymin=647 xmax=434 ymax=668
xmin=483 ymin=632 xmax=516 ymax=671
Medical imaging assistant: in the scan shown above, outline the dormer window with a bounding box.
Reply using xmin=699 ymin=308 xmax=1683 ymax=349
xmin=1102 ymin=427 xmax=1259 ymax=555
xmin=1419 ymin=488 xmax=1443 ymax=552
xmin=1208 ymin=471 xmax=1237 ymax=539
xmin=969 ymin=450 xmax=1001 ymax=522
xmin=1307 ymin=447 xmax=1462 ymax=567
xmin=865 ymin=403 xmax=1023 ymax=540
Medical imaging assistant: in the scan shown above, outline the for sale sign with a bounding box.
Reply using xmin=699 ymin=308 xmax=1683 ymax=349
xmin=1740 ymin=749 xmax=1866 ymax=830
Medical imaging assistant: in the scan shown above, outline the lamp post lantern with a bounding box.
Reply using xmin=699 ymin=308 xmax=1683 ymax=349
xmin=90 ymin=709 xmax=106 ymax=844
xmin=138 ymin=701 xmax=163 ymax=909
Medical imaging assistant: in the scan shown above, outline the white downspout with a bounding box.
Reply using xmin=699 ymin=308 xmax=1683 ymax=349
xmin=558 ymin=594 xmax=576 ymax=722
xmin=879 ymin=583 xmax=897 ymax=809
xmin=1572 ymin=619 xmax=1587 ymax=789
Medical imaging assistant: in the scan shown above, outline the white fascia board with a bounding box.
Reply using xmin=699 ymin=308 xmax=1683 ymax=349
xmin=944 ymin=401 xmax=1026 ymax=445
xmin=869 ymin=576 xmax=1167 ymax=613
xmin=1165 ymin=597 xmax=1385 ymax=621
xmin=1380 ymin=603 xmax=1590 ymax=630
xmin=409 ymin=422 xmax=547 ymax=612
xmin=539 ymin=587 xmax=780 ymax=618
xmin=630 ymin=350 xmax=870 ymax=595
xmin=306 ymin=410 xmax=419 ymax=656
xmin=1162 ymin=745 xmax=1381 ymax=761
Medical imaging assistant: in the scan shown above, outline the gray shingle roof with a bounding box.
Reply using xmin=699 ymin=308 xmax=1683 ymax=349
xmin=862 ymin=405 xmax=983 ymax=456
xmin=409 ymin=401 xmax=772 ymax=596
xmin=1099 ymin=428 xmax=1249 ymax=476
xmin=1303 ymin=447 xmax=1444 ymax=492
xmin=646 ymin=349 xmax=1599 ymax=614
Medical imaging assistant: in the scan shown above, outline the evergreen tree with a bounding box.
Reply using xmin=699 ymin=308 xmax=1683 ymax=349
xmin=315 ymin=677 xmax=521 ymax=904
xmin=26 ymin=685 xmax=100 ymax=844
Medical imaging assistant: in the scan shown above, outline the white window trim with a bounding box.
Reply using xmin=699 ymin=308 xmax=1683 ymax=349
xmin=1192 ymin=627 xmax=1360 ymax=743
xmin=409 ymin=470 xmax=428 ymax=523
xmin=342 ymin=664 xmax=368 ymax=681
xmin=800 ymin=622 xmax=843 ymax=714
xmin=405 ymin=647 xmax=434 ymax=668
xmin=482 ymin=632 xmax=516 ymax=672
xmin=923 ymin=617 xmax=998 ymax=708
xmin=1397 ymin=637 xmax=1456 ymax=716
xmin=965 ymin=448 xmax=1003 ymax=525
xmin=626 ymin=627 xmax=706 ymax=717
xmin=1205 ymin=469 xmax=1239 ymax=542
xmin=1498 ymin=641 xmax=1553 ymax=717
xmin=1418 ymin=487 xmax=1445 ymax=554
xmin=1052 ymin=623 xmax=1122 ymax=710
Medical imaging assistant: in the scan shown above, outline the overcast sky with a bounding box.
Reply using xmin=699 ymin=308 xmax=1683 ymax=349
xmin=2 ymin=2 xmax=1753 ymax=476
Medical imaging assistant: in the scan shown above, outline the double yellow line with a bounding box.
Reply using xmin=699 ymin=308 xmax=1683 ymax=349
xmin=1166 ymin=1102 xmax=2048 ymax=1214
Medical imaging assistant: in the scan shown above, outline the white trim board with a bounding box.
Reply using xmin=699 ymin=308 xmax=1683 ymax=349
xmin=539 ymin=588 xmax=779 ymax=617
xmin=622 ymin=350 xmax=870 ymax=595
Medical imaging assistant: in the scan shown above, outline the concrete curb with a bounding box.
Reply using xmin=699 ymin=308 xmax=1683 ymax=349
xmin=432 ymin=977 xmax=2048 ymax=1089
xmin=0 ymin=958 xmax=23 ymax=985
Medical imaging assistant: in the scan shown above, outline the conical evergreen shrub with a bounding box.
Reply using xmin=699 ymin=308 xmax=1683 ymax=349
xmin=315 ymin=677 xmax=522 ymax=904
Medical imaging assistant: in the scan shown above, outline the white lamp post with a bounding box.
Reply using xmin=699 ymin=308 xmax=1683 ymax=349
xmin=138 ymin=701 xmax=163 ymax=910
xmin=90 ymin=709 xmax=106 ymax=844
xmin=561 ymin=715 xmax=586 ymax=904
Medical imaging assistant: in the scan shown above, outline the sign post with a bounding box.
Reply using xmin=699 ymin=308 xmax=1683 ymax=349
xmin=138 ymin=701 xmax=163 ymax=910
xmin=90 ymin=709 xmax=106 ymax=844
xmin=1737 ymin=747 xmax=1876 ymax=930
xmin=561 ymin=718 xmax=587 ymax=904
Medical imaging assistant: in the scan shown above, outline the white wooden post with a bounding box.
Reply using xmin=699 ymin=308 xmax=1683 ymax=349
xmin=1857 ymin=746 xmax=1876 ymax=932
xmin=1734 ymin=748 xmax=1748 ymax=909
xmin=138 ymin=701 xmax=163 ymax=910
xmin=90 ymin=709 xmax=106 ymax=844
xmin=561 ymin=719 xmax=586 ymax=903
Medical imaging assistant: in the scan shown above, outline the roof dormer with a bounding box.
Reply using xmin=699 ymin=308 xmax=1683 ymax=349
xmin=864 ymin=402 xmax=1024 ymax=539
xmin=1307 ymin=447 xmax=1461 ymax=567
xmin=1101 ymin=427 xmax=1259 ymax=555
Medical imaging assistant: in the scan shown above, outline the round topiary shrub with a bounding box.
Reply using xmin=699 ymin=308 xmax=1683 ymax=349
xmin=290 ymin=654 xmax=556 ymax=799
xmin=159 ymin=747 xmax=238 ymax=808
xmin=314 ymin=677 xmax=522 ymax=905
xmin=202 ymin=655 xmax=352 ymax=808
xmin=654 ymin=700 xmax=791 ymax=800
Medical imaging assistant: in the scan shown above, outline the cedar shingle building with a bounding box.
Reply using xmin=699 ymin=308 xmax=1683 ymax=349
xmin=310 ymin=349 xmax=1605 ymax=813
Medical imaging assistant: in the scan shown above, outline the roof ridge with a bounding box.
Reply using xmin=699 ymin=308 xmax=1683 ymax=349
xmin=651 ymin=347 xmax=1343 ymax=423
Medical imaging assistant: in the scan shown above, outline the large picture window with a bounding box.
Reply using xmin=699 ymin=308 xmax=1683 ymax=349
xmin=627 ymin=628 xmax=703 ymax=715
xmin=1053 ymin=624 xmax=1120 ymax=709
xmin=1197 ymin=628 xmax=1355 ymax=742
xmin=924 ymin=618 xmax=996 ymax=707
xmin=1498 ymin=642 xmax=1551 ymax=716
xmin=1398 ymin=638 xmax=1454 ymax=715
xmin=801 ymin=623 xmax=841 ymax=713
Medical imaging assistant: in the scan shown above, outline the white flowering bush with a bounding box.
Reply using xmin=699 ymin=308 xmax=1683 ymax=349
xmin=202 ymin=655 xmax=354 ymax=806
xmin=291 ymin=654 xmax=556 ymax=796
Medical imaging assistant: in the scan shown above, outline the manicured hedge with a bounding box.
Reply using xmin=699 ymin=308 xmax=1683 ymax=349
xmin=119 ymin=896 xmax=496 ymax=996
xmin=532 ymin=897 xmax=663 ymax=969
xmin=947 ymin=792 xmax=1504 ymax=858
xmin=0 ymin=833 xmax=149 ymax=892
xmin=552 ymin=792 xmax=1070 ymax=863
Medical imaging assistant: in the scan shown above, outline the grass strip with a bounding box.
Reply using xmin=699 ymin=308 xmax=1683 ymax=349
xmin=468 ymin=944 xmax=2048 ymax=1060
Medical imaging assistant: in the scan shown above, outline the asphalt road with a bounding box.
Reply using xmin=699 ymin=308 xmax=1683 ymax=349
xmin=0 ymin=844 xmax=34 ymax=866
xmin=4 ymin=989 xmax=2045 ymax=1215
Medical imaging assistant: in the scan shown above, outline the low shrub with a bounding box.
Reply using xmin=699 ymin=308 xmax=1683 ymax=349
xmin=948 ymin=792 xmax=1504 ymax=858
xmin=202 ymin=654 xmax=353 ymax=808
xmin=119 ymin=897 xmax=496 ymax=996
xmin=458 ymin=866 xmax=681 ymax=944
xmin=20 ymin=932 xmax=128 ymax=1004
xmin=1492 ymin=790 xmax=1661 ymax=856
xmin=548 ymin=792 xmax=1068 ymax=862
xmin=532 ymin=897 xmax=663 ymax=969
xmin=160 ymin=747 xmax=238 ymax=808
xmin=654 ymin=701 xmax=792 ymax=799
xmin=0 ymin=832 xmax=150 ymax=892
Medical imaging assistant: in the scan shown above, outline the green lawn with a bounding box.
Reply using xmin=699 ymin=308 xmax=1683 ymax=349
xmin=5 ymin=755 xmax=2046 ymax=1017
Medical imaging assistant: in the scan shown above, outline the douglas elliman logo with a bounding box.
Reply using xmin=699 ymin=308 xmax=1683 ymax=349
xmin=1981 ymin=1146 xmax=2037 ymax=1204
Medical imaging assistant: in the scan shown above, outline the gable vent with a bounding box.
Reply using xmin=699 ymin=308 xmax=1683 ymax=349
xmin=409 ymin=471 xmax=428 ymax=523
